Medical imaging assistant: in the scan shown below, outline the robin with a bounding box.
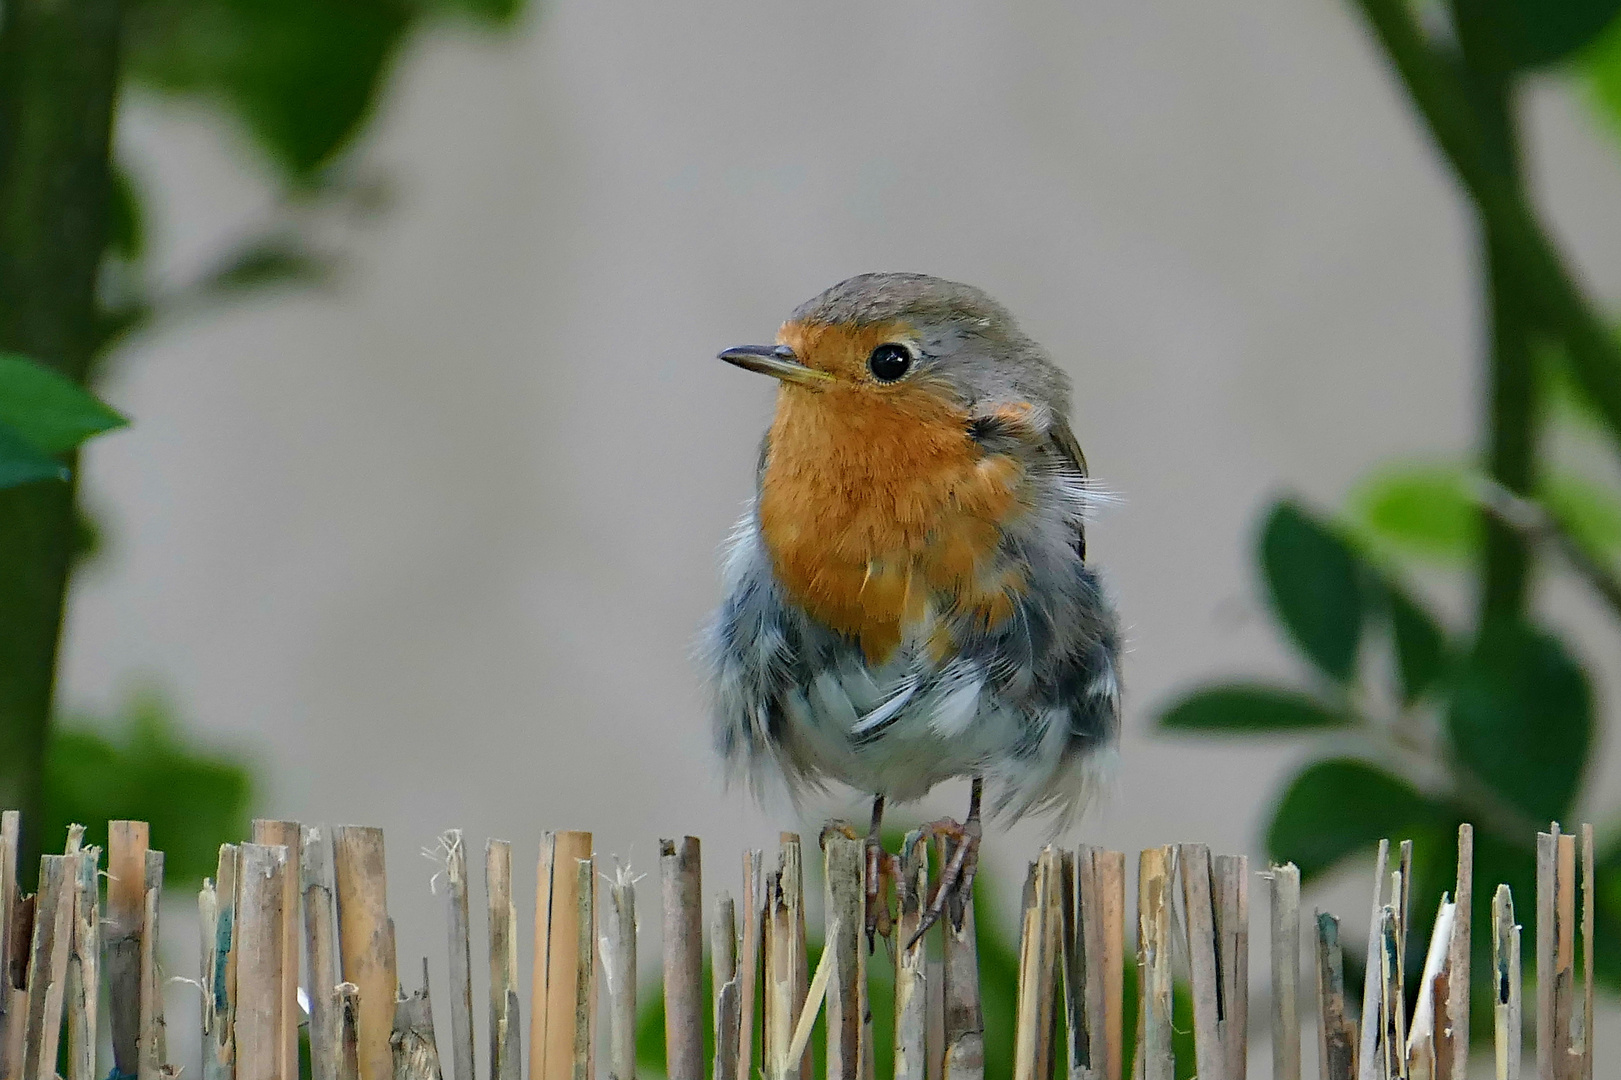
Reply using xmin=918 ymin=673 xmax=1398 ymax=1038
xmin=707 ymin=272 xmax=1121 ymax=944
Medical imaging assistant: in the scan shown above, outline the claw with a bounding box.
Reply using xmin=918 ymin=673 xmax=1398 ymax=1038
xmin=906 ymin=777 xmax=984 ymax=951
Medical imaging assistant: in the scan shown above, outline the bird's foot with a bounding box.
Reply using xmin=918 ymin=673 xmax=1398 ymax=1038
xmin=909 ymin=814 xmax=982 ymax=949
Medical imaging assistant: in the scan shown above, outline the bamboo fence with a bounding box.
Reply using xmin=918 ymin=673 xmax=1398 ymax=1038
xmin=0 ymin=813 xmax=1596 ymax=1080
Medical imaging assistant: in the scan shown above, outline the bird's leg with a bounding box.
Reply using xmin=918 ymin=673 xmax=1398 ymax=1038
xmin=908 ymin=777 xmax=983 ymax=949
xmin=865 ymin=794 xmax=893 ymax=949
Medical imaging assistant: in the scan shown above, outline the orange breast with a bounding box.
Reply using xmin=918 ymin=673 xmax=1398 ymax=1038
xmin=758 ymin=379 xmax=1029 ymax=665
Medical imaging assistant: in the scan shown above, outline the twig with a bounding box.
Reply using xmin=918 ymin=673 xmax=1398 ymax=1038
xmin=237 ymin=843 xmax=290 ymax=1080
xmin=602 ymin=862 xmax=637 ymax=1080
xmin=485 ymin=840 xmax=519 ymax=1080
xmin=895 ymin=830 xmax=929 ymax=1080
xmin=661 ymin=837 xmax=704 ymax=1080
xmin=1493 ymin=885 xmax=1521 ymax=1080
xmin=303 ymin=827 xmax=341 ymax=1080
xmin=252 ymin=821 xmax=301 ymax=1080
xmin=333 ymin=826 xmax=397 ymax=1080
xmin=108 ymin=820 xmax=149 ymax=1077
xmin=1314 ymin=912 xmax=1355 ymax=1080
xmin=1268 ymin=864 xmax=1301 ymax=1080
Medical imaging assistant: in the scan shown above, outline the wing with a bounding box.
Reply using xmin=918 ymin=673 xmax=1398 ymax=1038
xmin=1046 ymin=417 xmax=1090 ymax=560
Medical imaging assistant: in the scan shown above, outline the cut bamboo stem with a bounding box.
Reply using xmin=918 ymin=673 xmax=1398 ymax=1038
xmin=824 ymin=831 xmax=864 ymax=1080
xmin=763 ymin=840 xmax=806 ymax=1080
xmin=895 ymin=830 xmax=930 ymax=1080
xmin=1449 ymin=825 xmax=1473 ymax=1080
xmin=1013 ymin=848 xmax=1060 ymax=1080
xmin=394 ymin=959 xmax=445 ymax=1080
xmin=1378 ymin=905 xmax=1404 ymax=1080
xmin=1137 ymin=846 xmax=1174 ymax=1080
xmin=252 ymin=820 xmax=301 ymax=1080
xmin=336 ymin=983 xmax=362 ymax=1080
xmin=603 ymin=862 xmax=637 ymax=1080
xmin=140 ymin=852 xmax=168 ymax=1080
xmin=1579 ymin=824 xmax=1593 ymax=1080
xmin=0 ymin=811 xmax=15 ymax=1076
xmin=21 ymin=853 xmax=71 ymax=1080
xmin=1269 ymin=863 xmax=1301 ymax=1080
xmin=1554 ymin=830 xmax=1575 ymax=1080
xmin=712 ymin=892 xmax=738 ymax=1080
xmin=1493 ymin=885 xmax=1521 ymax=1080
xmin=108 ymin=820 xmax=150 ymax=1078
xmin=783 ymin=835 xmax=810 ymax=1080
xmin=67 ymin=844 xmax=98 ymax=1080
xmin=237 ymin=843 xmax=290 ymax=1080
xmin=302 ymin=827 xmax=340 ymax=1080
xmin=486 ymin=839 xmax=519 ymax=1080
xmin=939 ymin=832 xmax=984 ymax=1080
xmin=207 ymin=844 xmax=240 ymax=1080
xmin=1214 ymin=854 xmax=1249 ymax=1080
xmin=333 ymin=826 xmax=397 ymax=1080
xmin=1314 ymin=912 xmax=1355 ymax=1080
xmin=1356 ymin=839 xmax=1390 ymax=1080
xmin=1405 ymin=897 xmax=1456 ymax=1080
xmin=439 ymin=831 xmax=476 ymax=1080
xmin=573 ymin=857 xmax=596 ymax=1080
xmin=662 ymin=836 xmax=704 ymax=1080
xmin=533 ymin=832 xmax=593 ymax=1080
xmin=784 ymin=918 xmax=841 ymax=1079
xmin=1089 ymin=849 xmax=1125 ymax=1080
xmin=1179 ymin=844 xmax=1222 ymax=1080
xmin=738 ymin=849 xmax=763 ymax=1080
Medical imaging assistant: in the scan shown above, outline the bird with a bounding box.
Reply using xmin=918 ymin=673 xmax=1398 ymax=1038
xmin=706 ymin=272 xmax=1121 ymax=944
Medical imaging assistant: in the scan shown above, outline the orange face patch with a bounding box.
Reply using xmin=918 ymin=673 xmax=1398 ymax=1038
xmin=757 ymin=320 xmax=1030 ymax=664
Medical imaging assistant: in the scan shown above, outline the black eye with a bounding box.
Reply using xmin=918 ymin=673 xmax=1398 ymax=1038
xmin=868 ymin=343 xmax=912 ymax=382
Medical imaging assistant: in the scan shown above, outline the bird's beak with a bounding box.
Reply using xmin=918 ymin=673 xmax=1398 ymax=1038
xmin=718 ymin=344 xmax=834 ymax=387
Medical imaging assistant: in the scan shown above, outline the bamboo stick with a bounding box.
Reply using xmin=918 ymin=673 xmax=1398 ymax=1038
xmin=573 ymin=857 xmax=596 ymax=1080
xmin=336 ymin=983 xmax=362 ymax=1080
xmin=21 ymin=853 xmax=71 ymax=1080
xmin=1493 ymin=885 xmax=1521 ymax=1080
xmin=1013 ymin=848 xmax=1061 ymax=1080
xmin=824 ymin=831 xmax=864 ymax=1080
xmin=533 ymin=832 xmax=593 ymax=1080
xmin=895 ymin=830 xmax=930 ymax=1080
xmin=784 ymin=918 xmax=841 ymax=1080
xmin=437 ymin=831 xmax=476 ymax=1080
xmin=1378 ymin=906 xmax=1404 ymax=1080
xmin=108 ymin=820 xmax=150 ymax=1077
xmin=662 ymin=836 xmax=704 ymax=1080
xmin=1094 ymin=850 xmax=1125 ymax=1080
xmin=0 ymin=810 xmax=18 ymax=1080
xmin=1314 ymin=912 xmax=1355 ymax=1080
xmin=1058 ymin=850 xmax=1086 ymax=1080
xmin=207 ymin=845 xmax=241 ymax=1080
xmin=140 ymin=853 xmax=168 ymax=1080
xmin=1268 ymin=864 xmax=1301 ymax=1080
xmin=237 ymin=843 xmax=290 ymax=1080
xmin=1579 ymin=825 xmax=1593 ymax=1080
xmin=4 ymin=891 xmax=31 ymax=1080
xmin=713 ymin=893 xmax=738 ymax=1080
xmin=333 ymin=826 xmax=397 ymax=1080
xmin=1448 ymin=825 xmax=1473 ymax=1080
xmin=1214 ymin=854 xmax=1249 ymax=1080
xmin=763 ymin=845 xmax=798 ymax=1080
xmin=1405 ymin=898 xmax=1456 ymax=1080
xmin=394 ymin=959 xmax=445 ymax=1080
xmin=738 ymin=849 xmax=763 ymax=1080
xmin=486 ymin=839 xmax=519 ymax=1080
xmin=1136 ymin=847 xmax=1174 ymax=1080
xmin=783 ymin=835 xmax=810 ymax=1080
xmin=67 ymin=844 xmax=98 ymax=1080
xmin=1356 ymin=839 xmax=1390 ymax=1080
xmin=303 ymin=827 xmax=340 ymax=1080
xmin=201 ymin=877 xmax=220 ymax=1070
xmin=252 ymin=821 xmax=301 ymax=1080
xmin=603 ymin=862 xmax=637 ymax=1080
xmin=1554 ymin=832 xmax=1575 ymax=1080
xmin=1179 ymin=845 xmax=1222 ymax=1080
xmin=939 ymin=832 xmax=984 ymax=1080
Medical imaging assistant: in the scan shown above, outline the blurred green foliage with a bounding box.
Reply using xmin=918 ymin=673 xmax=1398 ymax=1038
xmin=1158 ymin=0 xmax=1621 ymax=1027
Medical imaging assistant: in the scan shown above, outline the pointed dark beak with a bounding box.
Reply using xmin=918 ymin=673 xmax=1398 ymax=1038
xmin=718 ymin=344 xmax=834 ymax=387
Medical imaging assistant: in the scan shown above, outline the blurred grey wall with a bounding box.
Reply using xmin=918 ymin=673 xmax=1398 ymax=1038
xmin=58 ymin=0 xmax=1621 ymax=1063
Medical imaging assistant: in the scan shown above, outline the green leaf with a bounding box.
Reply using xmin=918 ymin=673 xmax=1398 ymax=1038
xmin=126 ymin=0 xmax=413 ymax=179
xmin=0 ymin=353 xmax=127 ymax=453
xmin=42 ymin=690 xmax=254 ymax=884
xmin=1158 ymin=685 xmax=1348 ymax=733
xmin=1482 ymin=0 xmax=1621 ymax=69
xmin=1542 ymin=470 xmax=1621 ymax=558
xmin=1347 ymin=462 xmax=1479 ymax=564
xmin=1266 ymin=758 xmax=1447 ymax=881
xmin=1261 ymin=500 xmax=1366 ymax=683
xmin=198 ymin=236 xmax=332 ymax=295
xmin=1448 ymin=621 xmax=1591 ymax=823
xmin=1381 ymin=580 xmax=1449 ymax=704
xmin=0 ymin=421 xmax=69 ymax=489
xmin=107 ymin=164 xmax=144 ymax=260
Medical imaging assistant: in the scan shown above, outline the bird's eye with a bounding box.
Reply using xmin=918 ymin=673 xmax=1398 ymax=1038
xmin=867 ymin=343 xmax=912 ymax=382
